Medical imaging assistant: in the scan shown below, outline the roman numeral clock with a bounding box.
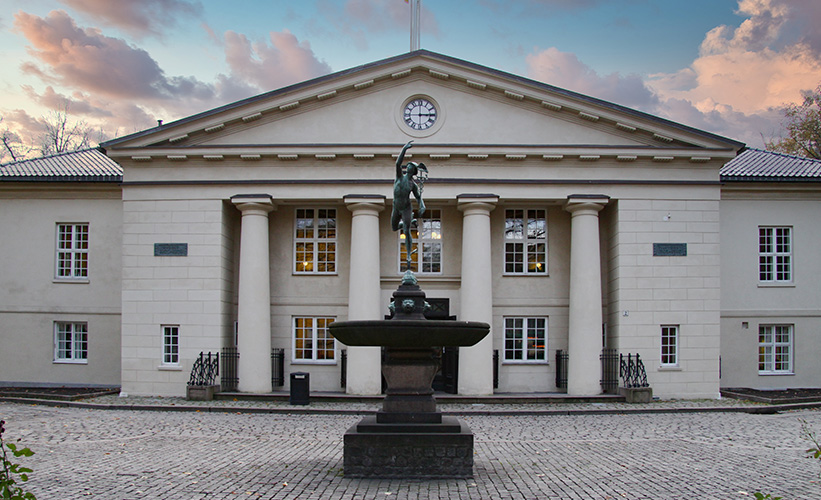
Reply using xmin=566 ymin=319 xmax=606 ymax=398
xmin=399 ymin=95 xmax=442 ymax=137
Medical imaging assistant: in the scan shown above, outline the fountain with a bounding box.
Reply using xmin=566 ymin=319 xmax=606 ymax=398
xmin=328 ymin=141 xmax=490 ymax=478
xmin=329 ymin=271 xmax=489 ymax=478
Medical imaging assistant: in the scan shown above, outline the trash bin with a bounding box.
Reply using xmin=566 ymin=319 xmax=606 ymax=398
xmin=290 ymin=372 xmax=310 ymax=405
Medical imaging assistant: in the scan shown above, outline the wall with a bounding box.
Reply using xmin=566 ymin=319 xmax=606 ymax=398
xmin=0 ymin=185 xmax=122 ymax=387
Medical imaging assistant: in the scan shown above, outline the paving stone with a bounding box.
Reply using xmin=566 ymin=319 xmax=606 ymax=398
xmin=0 ymin=401 xmax=819 ymax=499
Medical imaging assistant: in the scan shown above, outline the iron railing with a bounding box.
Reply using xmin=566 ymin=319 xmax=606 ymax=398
xmin=188 ymin=351 xmax=219 ymax=386
xmin=221 ymin=347 xmax=239 ymax=392
xmin=271 ymin=348 xmax=285 ymax=387
xmin=600 ymin=348 xmax=619 ymax=394
xmin=620 ymin=353 xmax=649 ymax=388
xmin=492 ymin=350 xmax=499 ymax=390
xmin=555 ymin=349 xmax=569 ymax=389
xmin=340 ymin=350 xmax=347 ymax=389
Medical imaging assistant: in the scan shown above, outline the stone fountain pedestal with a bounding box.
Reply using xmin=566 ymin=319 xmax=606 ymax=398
xmin=330 ymin=272 xmax=489 ymax=478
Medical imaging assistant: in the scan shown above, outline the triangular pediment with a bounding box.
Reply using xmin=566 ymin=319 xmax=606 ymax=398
xmin=104 ymin=51 xmax=742 ymax=158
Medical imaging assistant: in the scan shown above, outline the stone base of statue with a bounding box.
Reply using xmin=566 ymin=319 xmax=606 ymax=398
xmin=331 ymin=271 xmax=489 ymax=479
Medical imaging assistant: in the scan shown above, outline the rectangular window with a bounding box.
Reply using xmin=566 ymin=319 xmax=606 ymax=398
xmin=293 ymin=317 xmax=336 ymax=363
xmin=661 ymin=325 xmax=679 ymax=366
xmin=294 ymin=209 xmax=337 ymax=274
xmin=399 ymin=209 xmax=442 ymax=273
xmin=504 ymin=317 xmax=547 ymax=362
xmin=759 ymin=226 xmax=792 ymax=283
xmin=54 ymin=322 xmax=88 ymax=363
xmin=758 ymin=324 xmax=793 ymax=374
xmin=56 ymin=223 xmax=89 ymax=279
xmin=162 ymin=325 xmax=180 ymax=365
xmin=504 ymin=209 xmax=547 ymax=274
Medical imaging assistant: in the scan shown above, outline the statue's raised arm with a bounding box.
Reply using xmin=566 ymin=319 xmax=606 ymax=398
xmin=391 ymin=141 xmax=428 ymax=272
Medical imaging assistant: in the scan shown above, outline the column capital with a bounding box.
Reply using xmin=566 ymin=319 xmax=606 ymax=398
xmin=457 ymin=194 xmax=499 ymax=214
xmin=231 ymin=194 xmax=276 ymax=213
xmin=564 ymin=194 xmax=609 ymax=214
xmin=344 ymin=194 xmax=386 ymax=214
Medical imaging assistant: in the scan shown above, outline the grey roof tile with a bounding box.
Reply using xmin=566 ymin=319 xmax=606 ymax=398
xmin=0 ymin=148 xmax=122 ymax=182
xmin=721 ymin=148 xmax=821 ymax=182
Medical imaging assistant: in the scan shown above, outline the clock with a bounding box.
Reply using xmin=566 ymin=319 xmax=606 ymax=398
xmin=403 ymin=98 xmax=437 ymax=130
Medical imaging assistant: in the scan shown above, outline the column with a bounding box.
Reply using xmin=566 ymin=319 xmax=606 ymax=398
xmin=232 ymin=195 xmax=275 ymax=393
xmin=564 ymin=195 xmax=609 ymax=396
xmin=457 ymin=194 xmax=498 ymax=395
xmin=344 ymin=195 xmax=386 ymax=395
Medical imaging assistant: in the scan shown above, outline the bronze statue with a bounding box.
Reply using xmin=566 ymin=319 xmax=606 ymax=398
xmin=391 ymin=140 xmax=427 ymax=270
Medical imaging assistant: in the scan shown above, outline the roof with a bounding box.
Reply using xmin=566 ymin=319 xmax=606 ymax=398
xmin=103 ymin=50 xmax=745 ymax=151
xmin=0 ymin=148 xmax=123 ymax=182
xmin=720 ymin=148 xmax=821 ymax=182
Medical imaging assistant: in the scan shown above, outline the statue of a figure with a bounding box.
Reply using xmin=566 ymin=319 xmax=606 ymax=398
xmin=391 ymin=140 xmax=428 ymax=271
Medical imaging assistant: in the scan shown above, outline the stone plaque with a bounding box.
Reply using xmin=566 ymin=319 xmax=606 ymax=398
xmin=154 ymin=243 xmax=188 ymax=257
xmin=653 ymin=243 xmax=687 ymax=257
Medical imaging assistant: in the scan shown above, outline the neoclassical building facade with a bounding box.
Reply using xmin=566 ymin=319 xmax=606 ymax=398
xmin=2 ymin=51 xmax=818 ymax=399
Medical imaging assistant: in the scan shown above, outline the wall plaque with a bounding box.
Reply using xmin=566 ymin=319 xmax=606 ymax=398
xmin=653 ymin=243 xmax=687 ymax=257
xmin=154 ymin=243 xmax=188 ymax=257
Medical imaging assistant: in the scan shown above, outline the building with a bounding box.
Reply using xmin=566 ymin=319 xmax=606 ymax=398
xmin=1 ymin=51 xmax=818 ymax=398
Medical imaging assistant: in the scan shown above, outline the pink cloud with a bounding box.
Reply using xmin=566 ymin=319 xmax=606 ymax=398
xmin=58 ymin=0 xmax=203 ymax=38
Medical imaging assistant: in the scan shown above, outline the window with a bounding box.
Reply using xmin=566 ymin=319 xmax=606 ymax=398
xmin=56 ymin=223 xmax=89 ymax=279
xmin=293 ymin=317 xmax=336 ymax=363
xmin=661 ymin=325 xmax=679 ymax=366
xmin=162 ymin=325 xmax=180 ymax=365
xmin=504 ymin=317 xmax=547 ymax=362
xmin=759 ymin=226 xmax=792 ymax=283
xmin=54 ymin=322 xmax=87 ymax=363
xmin=294 ymin=209 xmax=337 ymax=274
xmin=504 ymin=209 xmax=547 ymax=274
xmin=398 ymin=209 xmax=442 ymax=273
xmin=759 ymin=324 xmax=793 ymax=374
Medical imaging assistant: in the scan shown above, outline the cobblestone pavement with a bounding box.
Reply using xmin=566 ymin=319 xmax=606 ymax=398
xmin=1 ymin=401 xmax=819 ymax=500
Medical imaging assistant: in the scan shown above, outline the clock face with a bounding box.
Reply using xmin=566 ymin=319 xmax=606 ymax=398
xmin=403 ymin=98 xmax=437 ymax=130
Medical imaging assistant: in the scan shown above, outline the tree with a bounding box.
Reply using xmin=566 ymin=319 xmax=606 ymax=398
xmin=0 ymin=118 xmax=33 ymax=164
xmin=38 ymin=102 xmax=93 ymax=157
xmin=767 ymin=84 xmax=821 ymax=159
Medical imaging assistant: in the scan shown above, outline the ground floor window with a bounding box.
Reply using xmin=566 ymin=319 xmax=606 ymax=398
xmin=661 ymin=325 xmax=679 ymax=366
xmin=54 ymin=322 xmax=87 ymax=363
xmin=759 ymin=324 xmax=793 ymax=374
xmin=293 ymin=317 xmax=336 ymax=363
xmin=504 ymin=317 xmax=547 ymax=362
xmin=162 ymin=325 xmax=180 ymax=365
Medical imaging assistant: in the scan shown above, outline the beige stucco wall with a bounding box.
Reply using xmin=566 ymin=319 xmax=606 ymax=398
xmin=720 ymin=188 xmax=821 ymax=389
xmin=0 ymin=185 xmax=122 ymax=387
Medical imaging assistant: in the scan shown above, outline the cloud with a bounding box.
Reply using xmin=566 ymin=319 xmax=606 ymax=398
xmin=58 ymin=0 xmax=203 ymax=38
xmin=526 ymin=47 xmax=660 ymax=112
xmin=221 ymin=29 xmax=332 ymax=91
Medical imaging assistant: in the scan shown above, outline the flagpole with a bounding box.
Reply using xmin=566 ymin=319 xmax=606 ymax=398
xmin=410 ymin=0 xmax=421 ymax=51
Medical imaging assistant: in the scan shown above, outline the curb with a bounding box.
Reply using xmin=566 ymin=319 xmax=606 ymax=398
xmin=4 ymin=396 xmax=821 ymax=416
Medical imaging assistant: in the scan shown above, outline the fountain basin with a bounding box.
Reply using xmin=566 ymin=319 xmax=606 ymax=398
xmin=329 ymin=320 xmax=489 ymax=348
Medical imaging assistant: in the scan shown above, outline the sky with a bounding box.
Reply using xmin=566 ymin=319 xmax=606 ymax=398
xmin=1 ymin=0 xmax=820 ymax=161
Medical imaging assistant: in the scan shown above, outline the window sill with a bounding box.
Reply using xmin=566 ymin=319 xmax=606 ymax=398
xmin=658 ymin=366 xmax=681 ymax=371
xmin=502 ymin=273 xmax=550 ymax=278
xmin=53 ymin=359 xmax=88 ymax=365
xmin=757 ymin=282 xmax=795 ymax=288
xmin=501 ymin=361 xmax=549 ymax=365
xmin=53 ymin=278 xmax=90 ymax=284
xmin=290 ymin=361 xmax=338 ymax=366
xmin=292 ymin=272 xmax=338 ymax=277
xmin=758 ymin=371 xmax=794 ymax=376
xmin=158 ymin=364 xmax=182 ymax=371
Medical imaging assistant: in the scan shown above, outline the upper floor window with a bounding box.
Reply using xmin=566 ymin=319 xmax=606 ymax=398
xmin=54 ymin=322 xmax=88 ymax=363
xmin=398 ymin=209 xmax=442 ymax=273
xmin=503 ymin=317 xmax=547 ymax=363
xmin=660 ymin=325 xmax=679 ymax=366
xmin=759 ymin=226 xmax=791 ymax=283
xmin=504 ymin=209 xmax=547 ymax=274
xmin=293 ymin=316 xmax=336 ymax=363
xmin=294 ymin=209 xmax=336 ymax=274
xmin=758 ymin=324 xmax=793 ymax=374
xmin=56 ymin=223 xmax=89 ymax=279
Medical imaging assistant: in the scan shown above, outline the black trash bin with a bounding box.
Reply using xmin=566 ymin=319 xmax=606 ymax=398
xmin=290 ymin=372 xmax=310 ymax=405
